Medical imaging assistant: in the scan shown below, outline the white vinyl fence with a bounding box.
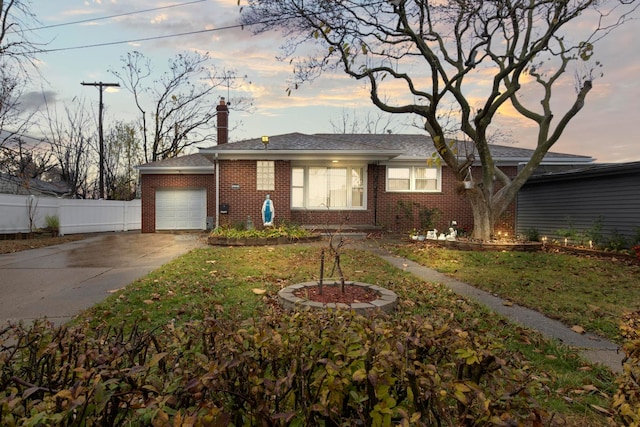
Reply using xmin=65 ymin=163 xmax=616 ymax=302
xmin=0 ymin=194 xmax=141 ymax=235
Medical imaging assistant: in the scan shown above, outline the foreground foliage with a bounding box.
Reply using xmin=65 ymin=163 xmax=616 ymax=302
xmin=0 ymin=308 xmax=613 ymax=426
xmin=613 ymin=312 xmax=640 ymax=425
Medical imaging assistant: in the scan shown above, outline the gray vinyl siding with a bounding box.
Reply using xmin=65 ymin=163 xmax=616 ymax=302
xmin=516 ymin=162 xmax=640 ymax=247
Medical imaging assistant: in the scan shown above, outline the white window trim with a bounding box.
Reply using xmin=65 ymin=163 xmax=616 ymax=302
xmin=386 ymin=164 xmax=441 ymax=193
xmin=291 ymin=162 xmax=367 ymax=210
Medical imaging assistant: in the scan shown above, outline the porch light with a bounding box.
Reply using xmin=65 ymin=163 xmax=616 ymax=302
xmin=261 ymin=135 xmax=269 ymax=149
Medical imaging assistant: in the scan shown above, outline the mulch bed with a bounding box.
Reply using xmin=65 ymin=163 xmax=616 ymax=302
xmin=293 ymin=284 xmax=378 ymax=305
xmin=544 ymin=244 xmax=640 ymax=265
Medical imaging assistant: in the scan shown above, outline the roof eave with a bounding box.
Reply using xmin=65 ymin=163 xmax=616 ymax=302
xmin=136 ymin=166 xmax=215 ymax=175
xmin=527 ymin=157 xmax=594 ymax=165
xmin=202 ymin=149 xmax=403 ymax=161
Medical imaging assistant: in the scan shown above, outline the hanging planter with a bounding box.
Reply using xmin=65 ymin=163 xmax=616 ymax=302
xmin=463 ymin=167 xmax=474 ymax=189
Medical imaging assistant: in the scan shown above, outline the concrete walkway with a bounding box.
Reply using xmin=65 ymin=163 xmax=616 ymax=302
xmin=354 ymin=238 xmax=624 ymax=373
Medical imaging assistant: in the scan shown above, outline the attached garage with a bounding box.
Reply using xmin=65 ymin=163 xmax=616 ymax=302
xmin=137 ymin=153 xmax=216 ymax=233
xmin=156 ymin=188 xmax=206 ymax=230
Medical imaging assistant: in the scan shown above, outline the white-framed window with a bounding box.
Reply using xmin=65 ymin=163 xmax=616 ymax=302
xmin=291 ymin=164 xmax=366 ymax=209
xmin=386 ymin=165 xmax=440 ymax=192
xmin=256 ymin=161 xmax=275 ymax=191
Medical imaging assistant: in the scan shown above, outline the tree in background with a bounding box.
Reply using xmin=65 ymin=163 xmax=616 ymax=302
xmin=0 ymin=0 xmax=39 ymax=70
xmin=242 ymin=0 xmax=638 ymax=240
xmin=330 ymin=108 xmax=399 ymax=135
xmin=0 ymin=0 xmax=41 ymax=172
xmin=0 ymin=72 xmax=52 ymax=185
xmin=111 ymin=51 xmax=251 ymax=163
xmin=104 ymin=121 xmax=142 ymax=200
xmin=41 ymin=99 xmax=94 ymax=198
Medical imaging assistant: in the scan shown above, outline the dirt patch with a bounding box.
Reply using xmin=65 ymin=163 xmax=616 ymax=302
xmin=293 ymin=284 xmax=379 ymax=304
xmin=0 ymin=235 xmax=87 ymax=254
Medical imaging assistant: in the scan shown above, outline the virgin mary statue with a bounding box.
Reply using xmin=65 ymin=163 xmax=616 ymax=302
xmin=262 ymin=195 xmax=274 ymax=226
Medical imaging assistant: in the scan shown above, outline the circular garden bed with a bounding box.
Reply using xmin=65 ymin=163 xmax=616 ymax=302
xmin=278 ymin=281 xmax=398 ymax=315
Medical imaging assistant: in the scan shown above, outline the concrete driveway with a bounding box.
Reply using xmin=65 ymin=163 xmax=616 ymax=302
xmin=0 ymin=232 xmax=207 ymax=325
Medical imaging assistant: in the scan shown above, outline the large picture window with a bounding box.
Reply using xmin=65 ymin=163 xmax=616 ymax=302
xmin=386 ymin=165 xmax=440 ymax=192
xmin=291 ymin=164 xmax=365 ymax=209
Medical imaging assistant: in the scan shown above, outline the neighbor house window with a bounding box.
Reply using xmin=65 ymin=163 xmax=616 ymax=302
xmin=256 ymin=161 xmax=274 ymax=191
xmin=386 ymin=165 xmax=440 ymax=192
xmin=291 ymin=164 xmax=366 ymax=209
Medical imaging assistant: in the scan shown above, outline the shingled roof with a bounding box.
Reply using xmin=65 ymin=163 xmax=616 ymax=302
xmin=136 ymin=153 xmax=215 ymax=173
xmin=137 ymin=133 xmax=593 ymax=172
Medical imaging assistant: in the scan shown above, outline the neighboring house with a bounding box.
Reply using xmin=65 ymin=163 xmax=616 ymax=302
xmin=137 ymin=100 xmax=594 ymax=234
xmin=0 ymin=173 xmax=72 ymax=198
xmin=516 ymin=161 xmax=640 ymax=246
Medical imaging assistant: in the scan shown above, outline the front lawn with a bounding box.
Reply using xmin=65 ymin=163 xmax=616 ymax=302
xmin=69 ymin=244 xmax=617 ymax=425
xmin=391 ymin=243 xmax=640 ymax=343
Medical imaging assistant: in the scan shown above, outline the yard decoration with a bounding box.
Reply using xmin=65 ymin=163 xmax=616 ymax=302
xmin=261 ymin=194 xmax=274 ymax=226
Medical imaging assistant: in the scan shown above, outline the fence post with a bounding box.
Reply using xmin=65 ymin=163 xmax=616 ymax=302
xmin=123 ymin=202 xmax=128 ymax=232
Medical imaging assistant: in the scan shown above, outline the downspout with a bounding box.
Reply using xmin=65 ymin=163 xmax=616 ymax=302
xmin=215 ymin=152 xmax=220 ymax=230
xmin=373 ymin=161 xmax=379 ymax=226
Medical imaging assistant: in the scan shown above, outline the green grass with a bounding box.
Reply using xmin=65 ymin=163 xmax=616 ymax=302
xmin=391 ymin=244 xmax=640 ymax=343
xmin=77 ymin=244 xmax=619 ymax=425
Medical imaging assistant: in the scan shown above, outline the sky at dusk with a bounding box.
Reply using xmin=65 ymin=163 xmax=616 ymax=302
xmin=21 ymin=0 xmax=640 ymax=163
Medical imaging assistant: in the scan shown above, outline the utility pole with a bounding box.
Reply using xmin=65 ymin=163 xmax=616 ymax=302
xmin=81 ymin=81 xmax=120 ymax=199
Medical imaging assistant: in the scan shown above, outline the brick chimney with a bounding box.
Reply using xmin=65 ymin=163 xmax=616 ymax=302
xmin=216 ymin=97 xmax=229 ymax=145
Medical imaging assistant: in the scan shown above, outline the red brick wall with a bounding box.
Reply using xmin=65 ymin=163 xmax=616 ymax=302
xmin=218 ymin=160 xmax=292 ymax=228
xmin=373 ymin=164 xmax=516 ymax=235
xmin=141 ymin=162 xmax=516 ymax=236
xmin=140 ymin=174 xmax=215 ymax=233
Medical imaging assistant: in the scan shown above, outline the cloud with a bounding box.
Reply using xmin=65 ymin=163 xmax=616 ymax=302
xmin=19 ymin=90 xmax=57 ymax=110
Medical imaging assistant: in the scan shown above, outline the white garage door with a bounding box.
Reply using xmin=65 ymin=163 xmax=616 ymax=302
xmin=156 ymin=189 xmax=206 ymax=230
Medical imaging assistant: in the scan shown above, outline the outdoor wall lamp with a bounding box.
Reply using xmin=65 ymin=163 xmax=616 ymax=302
xmin=261 ymin=135 xmax=269 ymax=149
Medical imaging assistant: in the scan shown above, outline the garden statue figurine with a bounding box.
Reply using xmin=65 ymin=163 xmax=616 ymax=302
xmin=262 ymin=194 xmax=274 ymax=226
xmin=446 ymin=227 xmax=457 ymax=241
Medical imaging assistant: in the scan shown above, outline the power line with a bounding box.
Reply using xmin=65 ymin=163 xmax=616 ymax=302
xmin=25 ymin=0 xmax=206 ymax=32
xmin=30 ymin=23 xmax=242 ymax=54
xmin=28 ymin=1 xmax=387 ymax=55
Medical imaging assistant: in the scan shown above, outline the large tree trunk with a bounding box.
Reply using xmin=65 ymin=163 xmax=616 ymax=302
xmin=467 ymin=178 xmax=522 ymax=241
xmin=468 ymin=190 xmax=494 ymax=241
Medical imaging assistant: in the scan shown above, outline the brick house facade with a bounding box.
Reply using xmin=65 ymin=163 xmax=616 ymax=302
xmin=137 ymin=100 xmax=591 ymax=235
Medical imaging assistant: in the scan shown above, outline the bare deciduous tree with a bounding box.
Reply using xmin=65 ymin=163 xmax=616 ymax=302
xmin=41 ymin=99 xmax=95 ymax=198
xmin=0 ymin=0 xmax=40 ymax=69
xmin=0 ymin=0 xmax=46 ymax=185
xmin=242 ymin=0 xmax=638 ymax=240
xmin=111 ymin=51 xmax=251 ymax=163
xmin=104 ymin=121 xmax=142 ymax=200
xmin=0 ymin=70 xmax=52 ymax=187
xmin=330 ymin=108 xmax=399 ymax=135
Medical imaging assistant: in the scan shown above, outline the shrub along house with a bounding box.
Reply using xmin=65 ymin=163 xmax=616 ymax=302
xmin=137 ymin=99 xmax=594 ymax=234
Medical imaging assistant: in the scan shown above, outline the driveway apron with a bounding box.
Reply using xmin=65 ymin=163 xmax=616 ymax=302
xmin=0 ymin=232 xmax=206 ymax=326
